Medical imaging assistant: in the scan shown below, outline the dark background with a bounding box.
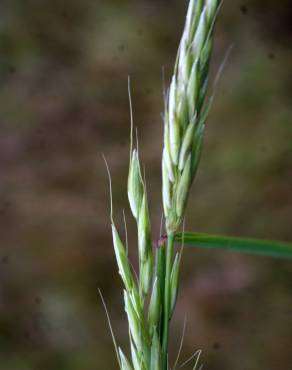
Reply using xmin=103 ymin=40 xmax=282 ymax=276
xmin=0 ymin=0 xmax=292 ymax=369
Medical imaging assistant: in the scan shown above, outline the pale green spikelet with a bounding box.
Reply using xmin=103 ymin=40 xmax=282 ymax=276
xmin=192 ymin=8 xmax=207 ymax=56
xmin=129 ymin=288 xmax=142 ymax=319
xmin=128 ymin=149 xmax=144 ymax=220
xmin=150 ymin=329 xmax=162 ymax=370
xmin=176 ymin=154 xmax=192 ymax=219
xmin=206 ymin=0 xmax=218 ymax=22
xmin=191 ymin=124 xmax=205 ymax=180
xmin=138 ymin=194 xmax=151 ymax=262
xmin=170 ymin=252 xmax=180 ymax=317
xmin=162 ymin=158 xmax=171 ymax=217
xmin=168 ymin=77 xmax=180 ymax=166
xmin=138 ymin=194 xmax=153 ymax=297
xmin=128 ymin=146 xmax=153 ymax=298
xmin=130 ymin=339 xmax=140 ymax=370
xmin=178 ymin=120 xmax=196 ymax=171
xmin=163 ymin=0 xmax=219 ymax=232
xmin=112 ymin=223 xmax=133 ymax=291
xmin=124 ymin=289 xmax=151 ymax=370
xmin=140 ymin=253 xmax=153 ymax=297
xmin=163 ymin=124 xmax=175 ymax=182
xmin=187 ymin=62 xmax=199 ymax=116
xmin=119 ymin=348 xmax=133 ymax=370
xmin=148 ymin=277 xmax=161 ymax=332
xmin=124 ymin=290 xmax=142 ymax=352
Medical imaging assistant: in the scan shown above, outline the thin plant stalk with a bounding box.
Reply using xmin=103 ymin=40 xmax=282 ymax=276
xmin=162 ymin=231 xmax=175 ymax=368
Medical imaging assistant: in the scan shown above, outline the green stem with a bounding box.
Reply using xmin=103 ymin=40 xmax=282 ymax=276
xmin=162 ymin=231 xmax=175 ymax=369
xmin=156 ymin=242 xmax=166 ymax=339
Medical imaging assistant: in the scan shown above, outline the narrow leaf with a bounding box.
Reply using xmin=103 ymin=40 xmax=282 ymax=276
xmin=175 ymin=232 xmax=292 ymax=259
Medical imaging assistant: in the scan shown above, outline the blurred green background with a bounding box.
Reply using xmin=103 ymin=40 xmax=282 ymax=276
xmin=0 ymin=0 xmax=292 ymax=369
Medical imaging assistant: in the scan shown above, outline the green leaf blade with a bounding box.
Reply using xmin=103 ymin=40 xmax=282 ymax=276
xmin=175 ymin=232 xmax=292 ymax=259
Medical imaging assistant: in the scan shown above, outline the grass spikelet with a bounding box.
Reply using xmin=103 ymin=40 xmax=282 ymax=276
xmin=119 ymin=348 xmax=134 ymax=370
xmin=128 ymin=149 xmax=144 ymax=220
xmin=112 ymin=224 xmax=134 ymax=291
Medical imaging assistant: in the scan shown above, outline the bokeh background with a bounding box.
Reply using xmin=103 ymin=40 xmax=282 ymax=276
xmin=1 ymin=0 xmax=292 ymax=369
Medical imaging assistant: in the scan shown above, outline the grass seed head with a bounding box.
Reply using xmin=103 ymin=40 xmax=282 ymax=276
xmin=109 ymin=1 xmax=220 ymax=368
xmin=163 ymin=0 xmax=219 ymax=232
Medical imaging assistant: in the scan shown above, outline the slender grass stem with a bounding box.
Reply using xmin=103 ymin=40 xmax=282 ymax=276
xmin=162 ymin=231 xmax=175 ymax=369
xmin=156 ymin=239 xmax=166 ymax=339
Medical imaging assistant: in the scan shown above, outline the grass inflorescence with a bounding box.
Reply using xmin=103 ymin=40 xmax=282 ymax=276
xmin=107 ymin=1 xmax=220 ymax=369
xmin=102 ymin=0 xmax=292 ymax=368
